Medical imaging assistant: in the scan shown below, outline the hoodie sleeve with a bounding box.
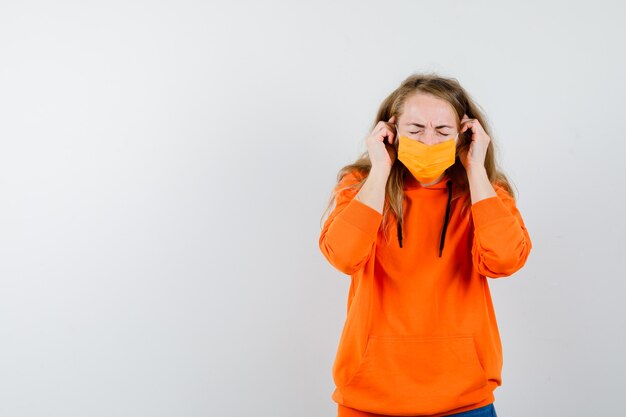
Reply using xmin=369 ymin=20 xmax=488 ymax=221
xmin=470 ymin=183 xmax=533 ymax=278
xmin=319 ymin=171 xmax=383 ymax=275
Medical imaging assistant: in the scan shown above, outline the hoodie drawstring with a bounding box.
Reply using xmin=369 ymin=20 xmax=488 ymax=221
xmin=396 ymin=179 xmax=453 ymax=258
xmin=438 ymin=180 xmax=453 ymax=257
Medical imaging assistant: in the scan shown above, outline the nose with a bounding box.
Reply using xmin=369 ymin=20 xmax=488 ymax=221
xmin=418 ymin=135 xmax=439 ymax=145
xmin=417 ymin=131 xmax=445 ymax=145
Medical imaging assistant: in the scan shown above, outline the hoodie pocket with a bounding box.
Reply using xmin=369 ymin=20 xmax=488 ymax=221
xmin=342 ymin=334 xmax=488 ymax=415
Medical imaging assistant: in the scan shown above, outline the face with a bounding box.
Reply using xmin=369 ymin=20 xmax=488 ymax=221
xmin=396 ymin=92 xmax=459 ymax=145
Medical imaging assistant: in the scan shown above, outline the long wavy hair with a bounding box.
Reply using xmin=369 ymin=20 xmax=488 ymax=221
xmin=320 ymin=72 xmax=516 ymax=245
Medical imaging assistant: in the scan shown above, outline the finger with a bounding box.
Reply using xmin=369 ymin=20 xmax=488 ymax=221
xmin=460 ymin=118 xmax=473 ymax=133
xmin=383 ymin=125 xmax=395 ymax=145
xmin=381 ymin=118 xmax=394 ymax=129
xmin=386 ymin=119 xmax=397 ymax=143
xmin=373 ymin=123 xmax=388 ymax=137
xmin=374 ymin=122 xmax=386 ymax=134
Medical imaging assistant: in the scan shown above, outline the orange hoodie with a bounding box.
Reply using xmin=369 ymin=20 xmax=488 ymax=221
xmin=319 ymin=169 xmax=532 ymax=417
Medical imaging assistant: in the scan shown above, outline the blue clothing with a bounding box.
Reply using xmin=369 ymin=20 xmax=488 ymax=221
xmin=444 ymin=403 xmax=497 ymax=417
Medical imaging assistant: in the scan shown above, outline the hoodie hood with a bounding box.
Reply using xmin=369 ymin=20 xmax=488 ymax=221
xmin=397 ymin=172 xmax=453 ymax=257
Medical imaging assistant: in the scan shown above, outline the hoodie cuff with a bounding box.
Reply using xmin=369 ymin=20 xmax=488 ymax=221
xmin=471 ymin=195 xmax=512 ymax=228
xmin=337 ymin=198 xmax=383 ymax=235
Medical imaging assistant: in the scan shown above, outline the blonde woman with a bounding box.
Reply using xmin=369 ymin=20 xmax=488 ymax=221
xmin=319 ymin=73 xmax=532 ymax=417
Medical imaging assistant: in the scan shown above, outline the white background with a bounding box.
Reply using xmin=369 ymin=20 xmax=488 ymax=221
xmin=1 ymin=1 xmax=625 ymax=416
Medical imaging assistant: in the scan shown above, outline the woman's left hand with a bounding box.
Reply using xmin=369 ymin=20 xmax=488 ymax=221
xmin=458 ymin=113 xmax=491 ymax=171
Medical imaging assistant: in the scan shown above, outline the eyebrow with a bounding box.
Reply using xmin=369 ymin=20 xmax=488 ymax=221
xmin=406 ymin=123 xmax=454 ymax=129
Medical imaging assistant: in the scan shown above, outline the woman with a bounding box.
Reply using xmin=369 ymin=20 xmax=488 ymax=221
xmin=319 ymin=73 xmax=532 ymax=417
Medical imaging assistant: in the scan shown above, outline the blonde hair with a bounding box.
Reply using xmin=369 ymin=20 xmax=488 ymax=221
xmin=320 ymin=72 xmax=517 ymax=245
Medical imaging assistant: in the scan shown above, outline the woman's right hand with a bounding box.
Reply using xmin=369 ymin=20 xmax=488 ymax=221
xmin=366 ymin=115 xmax=397 ymax=174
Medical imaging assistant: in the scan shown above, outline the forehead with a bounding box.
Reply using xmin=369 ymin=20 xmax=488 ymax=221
xmin=400 ymin=93 xmax=456 ymax=124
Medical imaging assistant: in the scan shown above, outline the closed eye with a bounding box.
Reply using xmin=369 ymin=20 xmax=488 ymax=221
xmin=409 ymin=131 xmax=450 ymax=135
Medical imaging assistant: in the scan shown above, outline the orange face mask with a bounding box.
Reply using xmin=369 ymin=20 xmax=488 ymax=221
xmin=397 ymin=133 xmax=458 ymax=184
